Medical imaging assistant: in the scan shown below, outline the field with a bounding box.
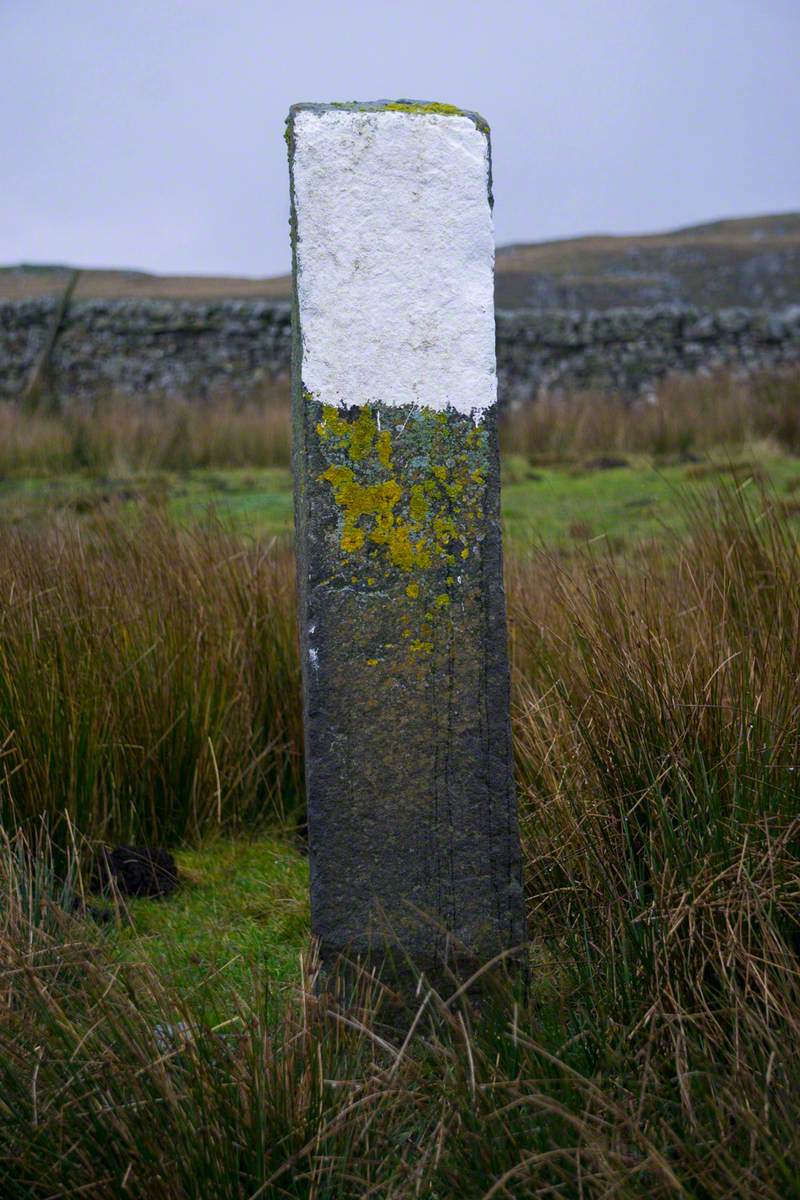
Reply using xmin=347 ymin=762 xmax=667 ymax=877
xmin=0 ymin=371 xmax=799 ymax=1196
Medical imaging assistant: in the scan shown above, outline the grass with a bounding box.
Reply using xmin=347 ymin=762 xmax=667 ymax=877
xmin=3 ymin=447 xmax=800 ymax=549
xmin=0 ymin=382 xmax=292 ymax=473
xmin=113 ymin=838 xmax=309 ymax=1010
xmin=0 ymin=466 xmax=296 ymax=536
xmin=499 ymin=369 xmax=800 ymax=460
xmin=2 ymin=371 xmax=799 ymax=551
xmin=0 ymin=372 xmax=799 ymax=1194
xmin=0 ymin=517 xmax=303 ymax=847
xmin=502 ymin=452 xmax=800 ymax=545
xmin=0 ymin=484 xmax=798 ymax=1195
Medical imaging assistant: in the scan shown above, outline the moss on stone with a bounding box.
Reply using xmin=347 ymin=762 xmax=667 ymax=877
xmin=385 ymin=101 xmax=464 ymax=118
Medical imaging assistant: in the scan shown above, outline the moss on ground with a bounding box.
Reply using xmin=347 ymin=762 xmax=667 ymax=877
xmin=110 ymin=837 xmax=309 ymax=1015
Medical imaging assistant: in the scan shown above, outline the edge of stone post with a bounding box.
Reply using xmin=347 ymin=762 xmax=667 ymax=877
xmin=286 ymin=100 xmax=527 ymax=997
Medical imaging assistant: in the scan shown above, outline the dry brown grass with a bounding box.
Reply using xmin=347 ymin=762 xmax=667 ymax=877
xmin=500 ymin=368 xmax=800 ymax=460
xmin=0 ymin=478 xmax=798 ymax=1194
xmin=0 ymin=515 xmax=302 ymax=845
xmin=4 ymin=367 xmax=799 ymax=480
xmin=0 ymin=381 xmax=292 ymax=473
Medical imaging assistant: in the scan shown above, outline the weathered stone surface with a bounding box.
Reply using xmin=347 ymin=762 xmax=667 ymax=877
xmin=288 ymin=101 xmax=526 ymax=980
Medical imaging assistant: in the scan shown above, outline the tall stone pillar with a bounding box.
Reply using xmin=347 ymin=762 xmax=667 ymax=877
xmin=287 ymin=101 xmax=526 ymax=984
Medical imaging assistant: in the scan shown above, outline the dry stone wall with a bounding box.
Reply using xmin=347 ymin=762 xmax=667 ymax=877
xmin=1 ymin=297 xmax=799 ymax=405
xmin=497 ymin=304 xmax=800 ymax=401
xmin=0 ymin=298 xmax=293 ymax=401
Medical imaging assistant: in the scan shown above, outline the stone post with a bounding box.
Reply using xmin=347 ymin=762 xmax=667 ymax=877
xmin=287 ymin=100 xmax=526 ymax=986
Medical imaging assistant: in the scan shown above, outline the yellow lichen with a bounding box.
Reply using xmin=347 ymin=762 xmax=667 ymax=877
xmin=377 ymin=429 xmax=393 ymax=469
xmin=316 ymin=405 xmax=349 ymax=440
xmin=343 ymin=529 xmax=366 ymax=553
xmin=409 ymin=483 xmax=428 ymax=522
xmin=385 ymin=101 xmax=463 ymax=117
xmin=315 ymin=400 xmax=491 ymax=659
xmin=415 ymin=542 xmax=432 ymax=569
xmin=319 ymin=465 xmax=403 ymax=558
xmin=368 ymin=510 xmax=394 ymax=546
xmin=347 ymin=407 xmax=376 ymax=461
xmin=433 ymin=514 xmax=457 ymax=547
xmin=387 ymin=522 xmax=414 ymax=571
xmin=320 ymin=463 xmax=354 ymax=489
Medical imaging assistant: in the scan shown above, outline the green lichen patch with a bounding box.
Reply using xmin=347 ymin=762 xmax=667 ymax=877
xmin=384 ymin=101 xmax=490 ymax=135
xmin=385 ymin=101 xmax=464 ymax=118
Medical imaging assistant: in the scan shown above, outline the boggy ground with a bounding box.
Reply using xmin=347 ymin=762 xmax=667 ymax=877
xmin=0 ymin=372 xmax=799 ymax=1196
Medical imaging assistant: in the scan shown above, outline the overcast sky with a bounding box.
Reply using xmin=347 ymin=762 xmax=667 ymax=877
xmin=2 ymin=0 xmax=798 ymax=278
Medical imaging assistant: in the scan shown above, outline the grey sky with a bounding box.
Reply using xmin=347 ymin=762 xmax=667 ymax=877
xmin=2 ymin=0 xmax=798 ymax=277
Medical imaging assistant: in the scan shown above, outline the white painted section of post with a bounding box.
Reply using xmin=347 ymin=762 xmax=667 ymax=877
xmin=291 ymin=109 xmax=496 ymax=417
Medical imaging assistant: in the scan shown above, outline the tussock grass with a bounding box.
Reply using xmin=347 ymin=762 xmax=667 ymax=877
xmin=3 ymin=369 xmax=799 ymax=479
xmin=1 ymin=381 xmax=292 ymax=474
xmin=0 ymin=516 xmax=302 ymax=845
xmin=0 ymin=802 xmax=798 ymax=1195
xmin=508 ymin=486 xmax=800 ymax=1190
xmin=500 ymin=369 xmax=800 ymax=461
xmin=0 ymin=475 xmax=799 ymax=1193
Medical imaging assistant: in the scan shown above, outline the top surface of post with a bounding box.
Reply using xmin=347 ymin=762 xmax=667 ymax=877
xmin=288 ymin=100 xmax=496 ymax=418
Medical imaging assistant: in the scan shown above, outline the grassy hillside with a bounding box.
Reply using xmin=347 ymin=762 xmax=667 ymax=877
xmin=495 ymin=210 xmax=800 ymax=308
xmin=4 ymin=210 xmax=799 ymax=309
xmin=0 ymin=263 xmax=292 ymax=303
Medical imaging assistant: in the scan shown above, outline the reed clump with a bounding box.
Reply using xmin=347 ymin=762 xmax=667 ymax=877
xmin=0 ymin=516 xmax=302 ymax=845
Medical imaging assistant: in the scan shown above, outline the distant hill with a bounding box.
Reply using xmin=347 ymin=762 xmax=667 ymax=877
xmin=3 ymin=212 xmax=799 ymax=310
xmin=495 ymin=212 xmax=800 ymax=309
xmin=0 ymin=265 xmax=292 ymax=303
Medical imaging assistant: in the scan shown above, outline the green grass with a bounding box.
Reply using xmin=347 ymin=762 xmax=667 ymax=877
xmin=502 ymin=452 xmax=800 ymax=545
xmin=112 ymin=838 xmax=309 ymax=1012
xmin=3 ymin=454 xmax=799 ymax=547
xmin=0 ymin=467 xmax=295 ymax=536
